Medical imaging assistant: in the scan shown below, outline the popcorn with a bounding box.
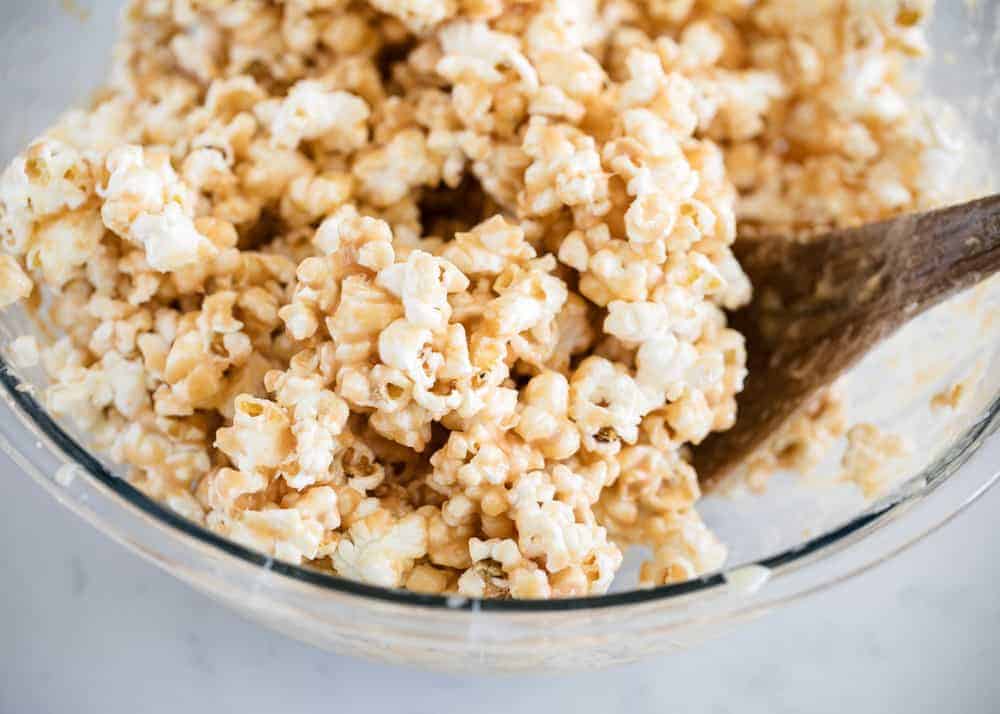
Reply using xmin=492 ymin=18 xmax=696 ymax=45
xmin=8 ymin=335 xmax=40 ymax=368
xmin=742 ymin=387 xmax=846 ymax=492
xmin=226 ymin=507 xmax=326 ymax=564
xmin=839 ymin=423 xmax=908 ymax=499
xmin=507 ymin=467 xmax=622 ymax=592
xmin=0 ymin=255 xmax=32 ymax=307
xmin=438 ymin=20 xmax=536 ymax=88
xmin=132 ymin=204 xmax=218 ymax=272
xmin=570 ymin=357 xmax=647 ymax=453
xmin=0 ymin=140 xmax=94 ymax=256
xmin=371 ymin=0 xmax=456 ymax=32
xmin=353 ymin=129 xmax=441 ymax=207
xmin=376 ymin=249 xmax=468 ymax=331
xmin=100 ymin=146 xmax=218 ymax=272
xmin=0 ymin=0 xmax=952 ymax=599
xmin=515 ymin=371 xmax=579 ymax=460
xmin=443 ymin=215 xmax=535 ymax=276
xmin=215 ymin=395 xmax=295 ymax=474
xmin=256 ymin=80 xmax=370 ymax=151
xmin=729 ymin=1 xmax=957 ymax=234
xmin=331 ymin=509 xmax=429 ymax=588
xmin=638 ymin=509 xmax=727 ymax=587
xmin=521 ymin=119 xmax=609 ymax=218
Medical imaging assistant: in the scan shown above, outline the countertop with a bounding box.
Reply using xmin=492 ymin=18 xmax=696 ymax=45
xmin=3 ymin=437 xmax=999 ymax=713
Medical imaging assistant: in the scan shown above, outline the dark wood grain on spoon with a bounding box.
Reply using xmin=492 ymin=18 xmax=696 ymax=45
xmin=694 ymin=194 xmax=1000 ymax=489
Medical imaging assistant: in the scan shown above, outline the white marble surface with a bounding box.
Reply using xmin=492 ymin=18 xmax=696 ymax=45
xmin=3 ymin=437 xmax=1000 ymax=713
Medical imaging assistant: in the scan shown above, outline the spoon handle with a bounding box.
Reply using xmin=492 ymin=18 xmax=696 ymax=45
xmin=734 ymin=193 xmax=1000 ymax=359
xmin=897 ymin=193 xmax=1000 ymax=312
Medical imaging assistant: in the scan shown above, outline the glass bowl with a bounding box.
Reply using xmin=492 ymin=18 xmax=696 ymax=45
xmin=1 ymin=1 xmax=998 ymax=672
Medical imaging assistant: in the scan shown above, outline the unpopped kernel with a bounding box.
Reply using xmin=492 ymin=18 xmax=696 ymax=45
xmin=0 ymin=0 xmax=953 ymax=598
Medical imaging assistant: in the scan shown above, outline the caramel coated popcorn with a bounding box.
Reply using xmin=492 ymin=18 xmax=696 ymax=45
xmin=0 ymin=0 xmax=952 ymax=598
xmin=839 ymin=423 xmax=909 ymax=499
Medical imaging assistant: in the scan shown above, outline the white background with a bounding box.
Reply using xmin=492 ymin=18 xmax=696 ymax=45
xmin=3 ymin=440 xmax=999 ymax=713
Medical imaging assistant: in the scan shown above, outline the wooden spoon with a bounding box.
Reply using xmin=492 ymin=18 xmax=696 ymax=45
xmin=693 ymin=194 xmax=1000 ymax=489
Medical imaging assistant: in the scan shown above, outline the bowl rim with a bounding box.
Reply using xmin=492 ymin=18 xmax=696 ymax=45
xmin=2 ymin=349 xmax=998 ymax=613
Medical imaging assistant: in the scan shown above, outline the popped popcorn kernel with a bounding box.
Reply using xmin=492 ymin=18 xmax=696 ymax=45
xmin=8 ymin=335 xmax=40 ymax=369
xmin=0 ymin=255 xmax=33 ymax=307
xmin=840 ymin=423 xmax=909 ymax=499
xmin=332 ymin=509 xmax=429 ymax=588
xmin=257 ymin=80 xmax=370 ymax=151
